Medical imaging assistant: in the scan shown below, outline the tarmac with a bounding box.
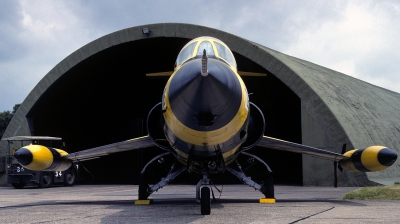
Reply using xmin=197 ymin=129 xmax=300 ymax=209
xmin=1 ymin=184 xmax=400 ymax=223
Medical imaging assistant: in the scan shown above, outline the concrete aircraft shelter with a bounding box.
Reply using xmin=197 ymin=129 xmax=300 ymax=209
xmin=1 ymin=23 xmax=400 ymax=187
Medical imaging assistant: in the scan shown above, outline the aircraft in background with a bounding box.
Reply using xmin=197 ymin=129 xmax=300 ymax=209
xmin=12 ymin=36 xmax=397 ymax=215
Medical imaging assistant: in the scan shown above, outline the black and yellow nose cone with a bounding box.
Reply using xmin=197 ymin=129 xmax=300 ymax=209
xmin=14 ymin=148 xmax=33 ymax=166
xmin=168 ymin=58 xmax=242 ymax=131
xmin=378 ymin=148 xmax=397 ymax=166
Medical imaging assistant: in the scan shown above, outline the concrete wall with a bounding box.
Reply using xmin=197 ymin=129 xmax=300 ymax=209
xmin=301 ymin=103 xmax=374 ymax=186
xmin=264 ymin=51 xmax=400 ymax=185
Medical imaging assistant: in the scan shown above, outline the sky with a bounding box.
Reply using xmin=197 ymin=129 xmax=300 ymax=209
xmin=1 ymin=0 xmax=400 ymax=112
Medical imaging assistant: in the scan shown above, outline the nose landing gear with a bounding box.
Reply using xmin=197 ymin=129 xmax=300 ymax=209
xmin=196 ymin=174 xmax=211 ymax=215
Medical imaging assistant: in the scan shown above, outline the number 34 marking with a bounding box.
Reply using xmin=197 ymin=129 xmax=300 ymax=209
xmin=55 ymin=171 xmax=62 ymax=177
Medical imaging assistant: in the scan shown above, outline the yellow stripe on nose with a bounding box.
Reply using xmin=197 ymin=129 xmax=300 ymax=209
xmin=163 ymin=70 xmax=249 ymax=146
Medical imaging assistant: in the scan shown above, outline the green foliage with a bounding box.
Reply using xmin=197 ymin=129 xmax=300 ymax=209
xmin=343 ymin=184 xmax=400 ymax=200
xmin=12 ymin=104 xmax=20 ymax=114
xmin=0 ymin=104 xmax=21 ymax=139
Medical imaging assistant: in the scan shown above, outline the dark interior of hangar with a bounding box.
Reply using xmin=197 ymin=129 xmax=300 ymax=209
xmin=27 ymin=37 xmax=302 ymax=185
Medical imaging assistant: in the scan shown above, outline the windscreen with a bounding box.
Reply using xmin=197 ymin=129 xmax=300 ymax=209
xmin=175 ymin=41 xmax=197 ymax=67
xmin=214 ymin=42 xmax=237 ymax=68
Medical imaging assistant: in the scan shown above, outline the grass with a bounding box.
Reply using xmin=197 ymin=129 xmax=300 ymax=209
xmin=343 ymin=182 xmax=400 ymax=200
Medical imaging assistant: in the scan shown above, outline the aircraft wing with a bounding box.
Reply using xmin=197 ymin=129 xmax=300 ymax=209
xmin=63 ymin=136 xmax=155 ymax=161
xmin=256 ymin=136 xmax=348 ymax=161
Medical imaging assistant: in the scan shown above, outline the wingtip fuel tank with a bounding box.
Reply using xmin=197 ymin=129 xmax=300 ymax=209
xmin=340 ymin=146 xmax=397 ymax=172
xmin=14 ymin=145 xmax=72 ymax=171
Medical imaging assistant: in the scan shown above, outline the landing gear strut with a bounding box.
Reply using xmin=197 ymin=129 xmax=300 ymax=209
xmin=137 ymin=150 xmax=274 ymax=215
xmin=138 ymin=152 xmax=187 ymax=200
xmin=226 ymin=151 xmax=274 ymax=199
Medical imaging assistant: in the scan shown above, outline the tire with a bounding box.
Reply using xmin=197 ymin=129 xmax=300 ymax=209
xmin=138 ymin=176 xmax=150 ymax=200
xmin=12 ymin=183 xmax=25 ymax=189
xmin=200 ymin=186 xmax=211 ymax=215
xmin=64 ymin=169 xmax=76 ymax=186
xmin=262 ymin=175 xmax=274 ymax=198
xmin=39 ymin=172 xmax=53 ymax=188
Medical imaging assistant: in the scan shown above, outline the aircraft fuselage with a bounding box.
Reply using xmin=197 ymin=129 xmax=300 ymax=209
xmin=162 ymin=37 xmax=250 ymax=173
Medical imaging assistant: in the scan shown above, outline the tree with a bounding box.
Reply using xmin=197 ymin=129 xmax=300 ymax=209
xmin=0 ymin=104 xmax=21 ymax=139
xmin=12 ymin=104 xmax=20 ymax=114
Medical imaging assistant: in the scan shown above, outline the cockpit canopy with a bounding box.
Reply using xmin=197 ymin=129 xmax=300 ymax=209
xmin=175 ymin=36 xmax=237 ymax=70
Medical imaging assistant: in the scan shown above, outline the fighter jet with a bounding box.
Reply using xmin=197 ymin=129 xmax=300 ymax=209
xmin=13 ymin=36 xmax=397 ymax=215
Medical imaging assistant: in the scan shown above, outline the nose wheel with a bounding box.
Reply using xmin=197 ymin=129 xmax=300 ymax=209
xmin=200 ymin=186 xmax=211 ymax=215
xmin=196 ymin=175 xmax=212 ymax=215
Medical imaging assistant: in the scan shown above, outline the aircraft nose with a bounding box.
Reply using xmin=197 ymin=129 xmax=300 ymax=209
xmin=168 ymin=59 xmax=243 ymax=131
xmin=378 ymin=148 xmax=397 ymax=166
xmin=14 ymin=148 xmax=33 ymax=166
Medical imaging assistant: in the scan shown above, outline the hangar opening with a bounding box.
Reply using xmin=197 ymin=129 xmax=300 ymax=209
xmin=26 ymin=37 xmax=302 ymax=185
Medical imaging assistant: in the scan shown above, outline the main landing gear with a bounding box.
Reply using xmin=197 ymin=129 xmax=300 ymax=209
xmin=137 ymin=151 xmax=275 ymax=215
xmin=138 ymin=152 xmax=187 ymax=200
xmin=137 ymin=152 xmax=214 ymax=215
xmin=226 ymin=152 xmax=275 ymax=199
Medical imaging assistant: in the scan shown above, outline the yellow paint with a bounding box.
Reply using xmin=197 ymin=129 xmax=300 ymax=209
xmin=146 ymin=71 xmax=267 ymax=77
xmin=237 ymin=71 xmax=267 ymax=77
xmin=222 ymin=144 xmax=241 ymax=159
xmin=204 ymin=38 xmax=237 ymax=72
xmin=259 ymin=198 xmax=276 ymax=203
xmin=22 ymin=145 xmax=53 ymax=171
xmin=224 ymin=156 xmax=238 ymax=166
xmin=361 ymin=146 xmax=388 ymax=171
xmin=174 ymin=146 xmax=189 ymax=159
xmin=341 ymin=146 xmax=390 ymax=172
xmin=174 ymin=38 xmax=200 ymax=70
xmin=146 ymin=71 xmax=174 ymax=77
xmin=135 ymin=199 xmax=153 ymax=205
xmin=340 ymin=150 xmax=359 ymax=172
xmin=163 ymin=36 xmax=249 ymax=162
xmin=55 ymin=148 xmax=68 ymax=156
xmin=175 ymin=37 xmax=237 ymax=72
xmin=163 ymin=72 xmax=248 ymax=146
xmin=127 ymin=136 xmax=150 ymax=141
xmin=339 ymin=159 xmax=359 ymax=172
xmin=12 ymin=148 xmax=18 ymax=155
xmin=343 ymin=149 xmax=356 ymax=157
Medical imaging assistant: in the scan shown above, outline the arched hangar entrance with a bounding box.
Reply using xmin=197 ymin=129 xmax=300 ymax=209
xmin=26 ymin=36 xmax=303 ymax=185
xmin=4 ymin=23 xmax=400 ymax=187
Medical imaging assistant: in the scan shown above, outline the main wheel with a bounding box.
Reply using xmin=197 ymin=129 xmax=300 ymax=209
xmin=138 ymin=176 xmax=150 ymax=200
xmin=200 ymin=186 xmax=211 ymax=215
xmin=39 ymin=172 xmax=53 ymax=188
xmin=262 ymin=175 xmax=274 ymax=198
xmin=12 ymin=183 xmax=25 ymax=189
xmin=64 ymin=169 xmax=76 ymax=186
